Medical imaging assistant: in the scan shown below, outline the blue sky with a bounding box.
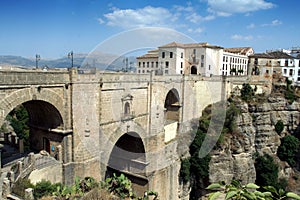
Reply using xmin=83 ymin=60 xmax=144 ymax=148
xmin=0 ymin=0 xmax=299 ymax=58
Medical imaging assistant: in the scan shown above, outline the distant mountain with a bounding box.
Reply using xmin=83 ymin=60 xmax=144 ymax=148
xmin=0 ymin=55 xmax=34 ymax=67
xmin=0 ymin=53 xmax=137 ymax=72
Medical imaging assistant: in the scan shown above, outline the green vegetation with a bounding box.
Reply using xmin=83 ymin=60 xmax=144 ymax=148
xmin=275 ymin=120 xmax=284 ymax=134
xmin=5 ymin=105 xmax=30 ymax=150
xmin=206 ymin=180 xmax=300 ymax=200
xmin=12 ymin=178 xmax=34 ymax=198
xmin=277 ymin=135 xmax=300 ymax=167
xmin=240 ymin=83 xmax=255 ymax=101
xmin=180 ymin=158 xmax=191 ymax=183
xmin=34 ymin=180 xmax=62 ymax=199
xmin=12 ymin=175 xmax=158 ymax=200
xmin=285 ymin=78 xmax=297 ymax=104
xmin=255 ymin=154 xmax=279 ymax=188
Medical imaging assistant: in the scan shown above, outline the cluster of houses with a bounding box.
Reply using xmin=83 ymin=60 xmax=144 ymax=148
xmin=136 ymin=42 xmax=300 ymax=85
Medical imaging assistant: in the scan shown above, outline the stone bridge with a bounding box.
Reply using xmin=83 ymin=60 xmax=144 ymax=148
xmin=0 ymin=67 xmax=270 ymax=199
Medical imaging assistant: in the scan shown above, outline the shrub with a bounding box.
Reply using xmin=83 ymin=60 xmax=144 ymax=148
xmin=12 ymin=178 xmax=34 ymax=198
xmin=180 ymin=158 xmax=191 ymax=183
xmin=255 ymin=154 xmax=279 ymax=188
xmin=34 ymin=180 xmax=60 ymax=199
xmin=240 ymin=83 xmax=255 ymax=101
xmin=275 ymin=120 xmax=284 ymax=134
xmin=277 ymin=135 xmax=300 ymax=167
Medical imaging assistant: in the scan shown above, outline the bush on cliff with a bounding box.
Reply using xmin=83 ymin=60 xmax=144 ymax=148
xmin=277 ymin=135 xmax=300 ymax=167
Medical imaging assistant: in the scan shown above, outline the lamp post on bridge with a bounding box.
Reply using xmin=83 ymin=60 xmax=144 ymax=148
xmin=68 ymin=51 xmax=74 ymax=68
xmin=35 ymin=54 xmax=40 ymax=69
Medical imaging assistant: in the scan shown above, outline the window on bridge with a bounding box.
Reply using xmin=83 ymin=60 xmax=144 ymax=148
xmin=106 ymin=132 xmax=148 ymax=196
xmin=164 ymin=89 xmax=180 ymax=124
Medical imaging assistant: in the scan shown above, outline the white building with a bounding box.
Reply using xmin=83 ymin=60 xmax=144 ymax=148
xmin=249 ymin=51 xmax=300 ymax=84
xmin=222 ymin=47 xmax=253 ymax=76
xmin=136 ymin=42 xmax=253 ymax=77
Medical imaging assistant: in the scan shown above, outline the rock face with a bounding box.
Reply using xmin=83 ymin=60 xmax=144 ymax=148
xmin=208 ymin=96 xmax=300 ymax=184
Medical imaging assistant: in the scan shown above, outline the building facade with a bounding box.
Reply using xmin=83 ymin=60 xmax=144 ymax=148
xmin=136 ymin=42 xmax=253 ymax=77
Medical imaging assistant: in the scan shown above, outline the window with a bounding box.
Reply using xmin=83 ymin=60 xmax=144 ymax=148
xmin=165 ymin=61 xmax=169 ymax=68
xmin=201 ymin=63 xmax=204 ymax=67
xmin=223 ymin=56 xmax=225 ymax=62
xmin=298 ymin=77 xmax=300 ymax=81
xmin=124 ymin=102 xmax=130 ymax=115
xmin=138 ymin=62 xmax=141 ymax=67
xmin=162 ymin=52 xmax=165 ymax=58
xmin=143 ymin=62 xmax=145 ymax=68
xmin=138 ymin=70 xmax=140 ymax=73
xmin=284 ymin=69 xmax=287 ymax=74
xmin=180 ymin=70 xmax=183 ymax=74
xmin=266 ymin=70 xmax=269 ymax=74
xmin=298 ymin=69 xmax=300 ymax=76
xmin=156 ymin=62 xmax=158 ymax=68
xmin=142 ymin=70 xmax=145 ymax=73
xmin=181 ymin=62 xmax=183 ymax=68
xmin=170 ymin=52 xmax=173 ymax=58
xmin=181 ymin=52 xmax=183 ymax=58
xmin=285 ymin=60 xmax=288 ymax=66
xmin=290 ymin=69 xmax=293 ymax=76
xmin=209 ymin=65 xmax=211 ymax=70
xmin=165 ymin=70 xmax=169 ymax=74
xmin=151 ymin=62 xmax=154 ymax=68
xmin=147 ymin=62 xmax=149 ymax=68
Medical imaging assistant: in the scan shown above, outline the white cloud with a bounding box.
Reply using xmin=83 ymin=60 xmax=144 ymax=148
xmin=247 ymin=23 xmax=256 ymax=29
xmin=103 ymin=6 xmax=177 ymax=28
xmin=97 ymin=18 xmax=105 ymax=24
xmin=188 ymin=27 xmax=204 ymax=33
xmin=205 ymin=0 xmax=275 ymax=16
xmin=261 ymin=19 xmax=282 ymax=27
xmin=231 ymin=34 xmax=253 ymax=40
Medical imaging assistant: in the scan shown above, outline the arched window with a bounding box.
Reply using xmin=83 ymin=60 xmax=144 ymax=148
xmin=191 ymin=66 xmax=197 ymax=74
xmin=124 ymin=102 xmax=130 ymax=115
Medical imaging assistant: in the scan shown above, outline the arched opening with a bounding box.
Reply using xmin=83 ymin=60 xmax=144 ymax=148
xmin=191 ymin=65 xmax=197 ymax=74
xmin=0 ymin=100 xmax=64 ymax=165
xmin=124 ymin=102 xmax=130 ymax=116
xmin=106 ymin=132 xmax=148 ymax=196
xmin=164 ymin=89 xmax=180 ymax=124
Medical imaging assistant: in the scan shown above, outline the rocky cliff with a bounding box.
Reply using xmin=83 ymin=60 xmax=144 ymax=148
xmin=208 ymin=95 xmax=300 ymax=192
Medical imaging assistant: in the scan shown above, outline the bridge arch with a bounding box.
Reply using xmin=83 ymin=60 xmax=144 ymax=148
xmin=0 ymin=87 xmax=65 ymax=127
xmin=164 ymin=88 xmax=180 ymax=124
xmin=0 ymin=87 xmax=68 ymax=162
xmin=106 ymin=131 xmax=148 ymax=196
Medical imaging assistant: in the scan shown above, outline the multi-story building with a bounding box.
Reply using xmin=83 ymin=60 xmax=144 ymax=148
xmin=248 ymin=51 xmax=300 ymax=83
xmin=222 ymin=47 xmax=253 ymax=76
xmin=136 ymin=42 xmax=253 ymax=77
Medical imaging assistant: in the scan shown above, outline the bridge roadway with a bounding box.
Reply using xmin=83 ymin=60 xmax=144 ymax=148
xmin=0 ymin=67 xmax=269 ymax=199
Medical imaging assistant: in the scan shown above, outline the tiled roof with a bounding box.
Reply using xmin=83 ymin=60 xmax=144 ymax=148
xmin=249 ymin=51 xmax=294 ymax=59
xmin=224 ymin=47 xmax=253 ymax=55
xmin=159 ymin=42 xmax=223 ymax=49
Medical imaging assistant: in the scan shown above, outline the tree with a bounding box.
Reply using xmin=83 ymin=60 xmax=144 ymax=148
xmin=277 ymin=135 xmax=300 ymax=167
xmin=275 ymin=120 xmax=284 ymax=134
xmin=255 ymin=154 xmax=279 ymax=188
xmin=240 ymin=83 xmax=255 ymax=101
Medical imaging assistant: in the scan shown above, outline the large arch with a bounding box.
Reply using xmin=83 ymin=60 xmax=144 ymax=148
xmin=0 ymin=88 xmax=67 ymax=163
xmin=164 ymin=88 xmax=180 ymax=124
xmin=106 ymin=131 xmax=148 ymax=196
xmin=0 ymin=87 xmax=65 ymax=127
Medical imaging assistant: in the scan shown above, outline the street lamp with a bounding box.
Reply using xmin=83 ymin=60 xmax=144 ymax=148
xmin=35 ymin=54 xmax=40 ymax=69
xmin=68 ymin=51 xmax=73 ymax=68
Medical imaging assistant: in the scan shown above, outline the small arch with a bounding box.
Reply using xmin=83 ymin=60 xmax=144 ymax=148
xmin=191 ymin=65 xmax=197 ymax=74
xmin=164 ymin=89 xmax=180 ymax=123
xmin=124 ymin=102 xmax=130 ymax=115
